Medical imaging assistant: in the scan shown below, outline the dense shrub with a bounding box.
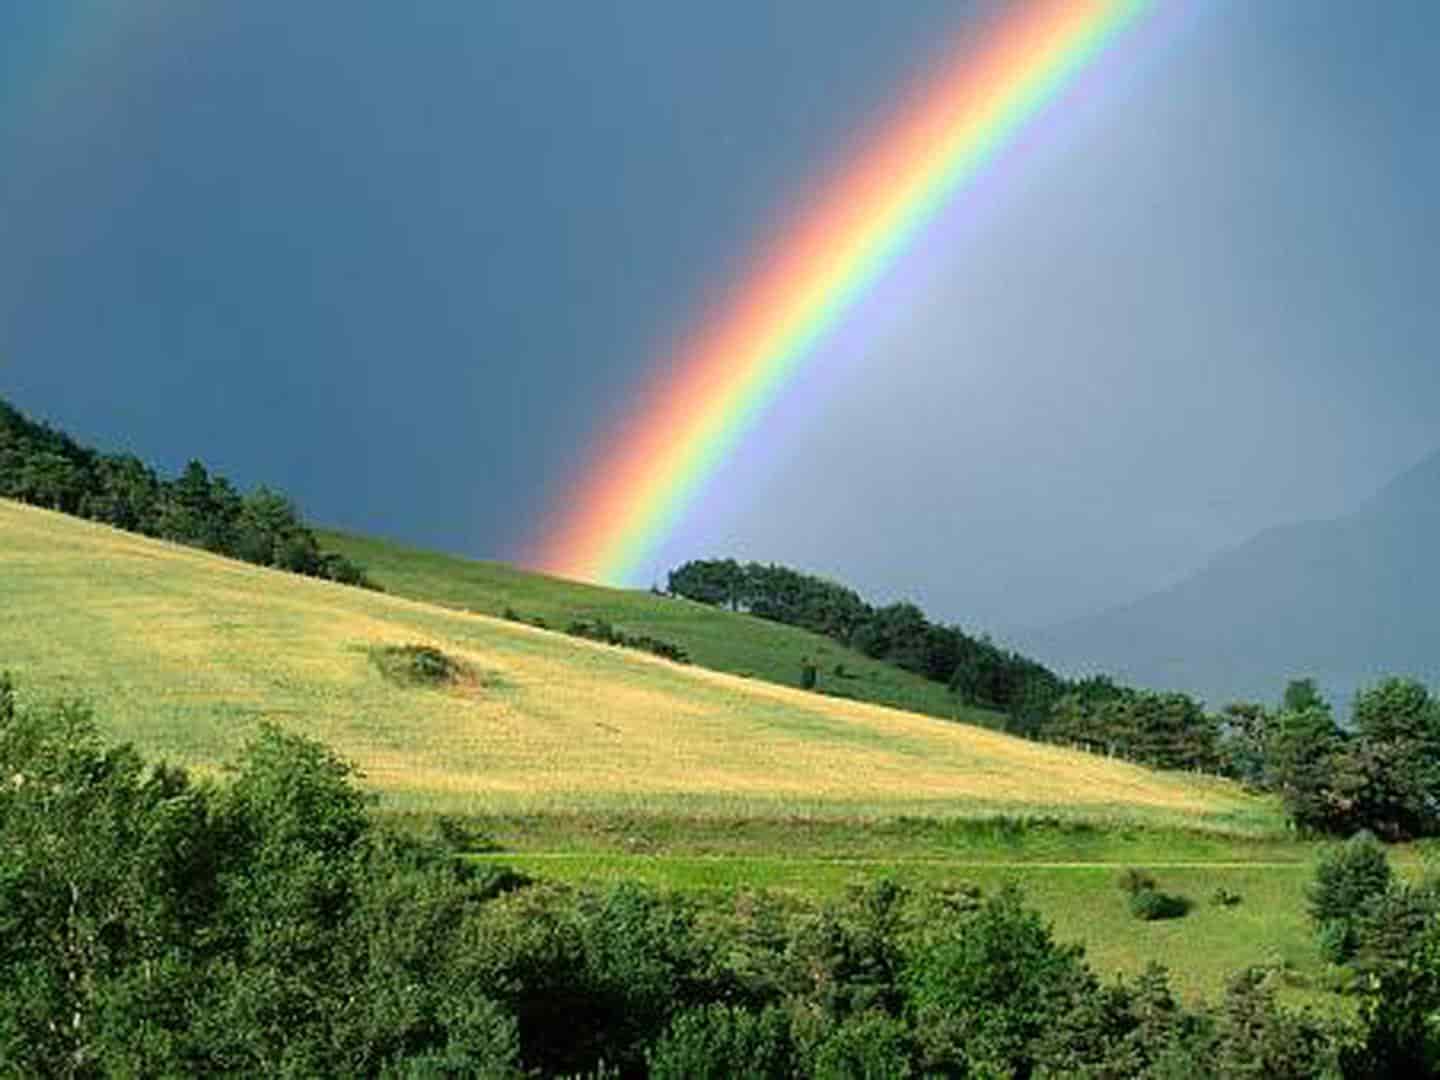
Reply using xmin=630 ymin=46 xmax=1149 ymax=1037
xmin=804 ymin=1010 xmax=914 ymax=1079
xmin=369 ymin=643 xmax=463 ymax=687
xmin=647 ymin=1004 xmax=793 ymax=1079
xmin=903 ymin=885 xmax=1094 ymax=1076
xmin=1307 ymin=831 xmax=1391 ymax=929
xmin=565 ymin=617 xmax=689 ymax=663
xmin=1119 ymin=868 xmax=1188 ymax=921
xmin=1128 ymin=888 xmax=1190 ymax=921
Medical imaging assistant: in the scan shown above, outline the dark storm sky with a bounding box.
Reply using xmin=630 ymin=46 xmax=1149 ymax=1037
xmin=2 ymin=1 xmax=1438 ymax=631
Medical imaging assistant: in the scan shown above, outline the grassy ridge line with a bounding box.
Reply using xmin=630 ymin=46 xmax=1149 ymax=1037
xmin=316 ymin=527 xmax=999 ymax=727
xmin=2 ymin=498 xmax=1274 ymax=828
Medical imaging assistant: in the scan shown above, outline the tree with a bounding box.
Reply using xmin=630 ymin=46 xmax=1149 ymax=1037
xmin=1307 ymin=831 xmax=1392 ymax=963
xmin=1266 ymin=704 xmax=1348 ymax=833
xmin=904 ymin=885 xmax=1093 ymax=1076
xmin=1349 ymin=679 xmax=1440 ymax=838
xmin=1282 ymin=677 xmax=1330 ymax=715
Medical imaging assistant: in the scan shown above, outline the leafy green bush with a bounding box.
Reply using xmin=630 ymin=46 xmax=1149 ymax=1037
xmin=1307 ymin=831 xmax=1391 ymax=926
xmin=904 ymin=885 xmax=1093 ymax=1076
xmin=1128 ymin=888 xmax=1189 ymax=921
xmin=369 ymin=643 xmax=462 ymax=687
xmin=565 ymin=617 xmax=689 ymax=663
xmin=647 ymin=1004 xmax=792 ymax=1079
xmin=805 ymin=1010 xmax=913 ymax=1079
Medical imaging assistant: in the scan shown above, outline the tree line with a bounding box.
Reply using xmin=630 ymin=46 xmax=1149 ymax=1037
xmin=0 ymin=397 xmax=370 ymax=586
xmin=670 ymin=560 xmax=1440 ymax=840
xmin=668 ymin=559 xmax=1062 ymax=716
xmin=5 ymin=671 xmax=1439 ymax=1077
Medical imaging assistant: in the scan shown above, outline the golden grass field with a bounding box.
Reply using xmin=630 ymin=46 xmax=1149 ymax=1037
xmin=1 ymin=499 xmax=1276 ymax=828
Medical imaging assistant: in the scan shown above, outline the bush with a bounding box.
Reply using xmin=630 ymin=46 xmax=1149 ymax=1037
xmin=369 ymin=643 xmax=462 ymax=687
xmin=1128 ymin=889 xmax=1189 ymax=921
xmin=1307 ymin=831 xmax=1391 ymax=927
xmin=647 ymin=1004 xmax=792 ymax=1079
xmin=805 ymin=1011 xmax=913 ymax=1079
xmin=904 ymin=885 xmax=1094 ymax=1076
xmin=564 ymin=618 xmax=689 ymax=664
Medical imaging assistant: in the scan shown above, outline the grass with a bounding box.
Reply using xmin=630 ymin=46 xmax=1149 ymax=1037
xmin=1 ymin=498 xmax=1278 ymax=831
xmin=474 ymin=851 xmax=1321 ymax=1003
xmin=453 ymin=814 xmax=1429 ymax=1007
xmin=316 ymin=527 xmax=999 ymax=726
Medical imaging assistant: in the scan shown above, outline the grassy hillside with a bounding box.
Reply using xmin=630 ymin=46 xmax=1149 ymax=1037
xmin=2 ymin=498 xmax=1275 ymax=829
xmin=317 ymin=528 xmax=993 ymax=725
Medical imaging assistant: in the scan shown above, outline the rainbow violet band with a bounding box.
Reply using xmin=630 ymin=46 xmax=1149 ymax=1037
xmin=534 ymin=0 xmax=1152 ymax=586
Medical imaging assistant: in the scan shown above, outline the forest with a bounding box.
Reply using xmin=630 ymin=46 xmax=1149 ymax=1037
xmin=0 ymin=397 xmax=370 ymax=587
xmin=2 ymin=671 xmax=1438 ymax=1078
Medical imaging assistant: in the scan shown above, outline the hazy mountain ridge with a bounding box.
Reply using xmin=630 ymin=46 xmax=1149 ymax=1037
xmin=1021 ymin=450 xmax=1440 ymax=708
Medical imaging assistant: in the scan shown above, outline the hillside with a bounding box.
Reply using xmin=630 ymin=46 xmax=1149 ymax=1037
xmin=0 ymin=498 xmax=1271 ymax=828
xmin=1024 ymin=449 xmax=1440 ymax=708
xmin=316 ymin=528 xmax=1000 ymax=727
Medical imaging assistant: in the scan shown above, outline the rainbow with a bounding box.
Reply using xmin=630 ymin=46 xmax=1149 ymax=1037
xmin=536 ymin=0 xmax=1157 ymax=585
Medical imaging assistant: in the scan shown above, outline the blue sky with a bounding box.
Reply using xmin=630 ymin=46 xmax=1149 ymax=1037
xmin=3 ymin=0 xmax=1437 ymax=630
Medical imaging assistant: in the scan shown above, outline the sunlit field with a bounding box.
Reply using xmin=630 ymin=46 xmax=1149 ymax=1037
xmin=2 ymin=498 xmax=1277 ymax=831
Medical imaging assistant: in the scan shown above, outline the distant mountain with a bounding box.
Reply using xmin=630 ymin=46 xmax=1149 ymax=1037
xmin=1021 ymin=450 xmax=1440 ymax=709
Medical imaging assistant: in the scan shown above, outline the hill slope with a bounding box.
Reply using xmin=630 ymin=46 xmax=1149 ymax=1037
xmin=1024 ymin=450 xmax=1440 ymax=707
xmin=1 ymin=498 xmax=1269 ymax=828
xmin=316 ymin=528 xmax=997 ymax=726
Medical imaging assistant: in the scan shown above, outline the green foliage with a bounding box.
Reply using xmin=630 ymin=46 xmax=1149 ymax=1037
xmin=1250 ymin=676 xmax=1440 ymax=839
xmin=667 ymin=558 xmax=1064 ymax=714
xmin=1350 ymin=909 xmax=1440 ymax=1076
xmin=1315 ymin=919 xmax=1358 ymax=966
xmin=565 ymin=617 xmax=689 ymax=663
xmin=647 ymin=1004 xmax=793 ymax=1079
xmin=1266 ymin=703 xmax=1350 ymax=833
xmin=1049 ymin=688 xmax=1221 ymax=772
xmin=903 ymin=884 xmax=1094 ymax=1076
xmin=1206 ymin=968 xmax=1344 ymax=1079
xmin=1128 ymin=888 xmax=1190 ymax=921
xmin=1349 ymin=878 xmax=1440 ymax=979
xmin=1307 ymin=832 xmax=1392 ymax=928
xmin=1282 ymin=677 xmax=1330 ymax=715
xmin=805 ymin=1010 xmax=914 ymax=1079
xmin=1033 ymin=965 xmax=1208 ymax=1078
xmin=1118 ymin=868 xmax=1188 ymax=921
xmin=370 ymin=643 xmax=464 ymax=687
xmin=1345 ymin=678 xmax=1440 ymax=839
